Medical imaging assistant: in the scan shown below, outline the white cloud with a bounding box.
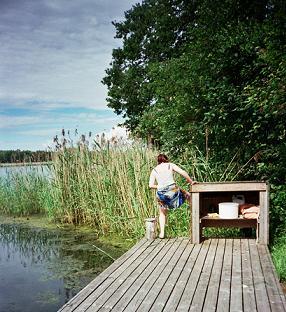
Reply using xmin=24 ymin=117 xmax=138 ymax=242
xmin=0 ymin=115 xmax=42 ymax=128
xmin=17 ymin=128 xmax=61 ymax=137
xmin=0 ymin=109 xmax=121 ymax=129
xmin=0 ymin=0 xmax=140 ymax=150
xmin=105 ymin=126 xmax=129 ymax=139
xmin=0 ymin=0 xmax=139 ymax=110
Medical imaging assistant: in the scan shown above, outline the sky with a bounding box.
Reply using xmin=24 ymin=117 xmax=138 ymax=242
xmin=0 ymin=0 xmax=139 ymax=151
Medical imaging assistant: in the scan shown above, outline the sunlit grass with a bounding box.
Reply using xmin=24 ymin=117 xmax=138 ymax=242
xmin=0 ymin=169 xmax=50 ymax=216
xmin=0 ymin=144 xmax=247 ymax=238
xmin=48 ymin=145 xmax=158 ymax=237
xmin=0 ymin=145 xmax=159 ymax=237
xmin=271 ymin=234 xmax=286 ymax=281
xmin=0 ymin=140 xmax=275 ymax=240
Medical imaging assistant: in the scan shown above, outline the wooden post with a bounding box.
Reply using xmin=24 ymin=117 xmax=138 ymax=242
xmin=259 ymin=186 xmax=269 ymax=245
xmin=188 ymin=191 xmax=192 ymax=239
xmin=192 ymin=192 xmax=200 ymax=244
xmin=145 ymin=218 xmax=157 ymax=240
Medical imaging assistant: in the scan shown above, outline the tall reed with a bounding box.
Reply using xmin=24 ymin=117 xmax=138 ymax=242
xmin=49 ymin=142 xmax=246 ymax=237
xmin=0 ymin=168 xmax=51 ymax=216
xmin=49 ymin=145 xmax=158 ymax=236
xmin=0 ymin=145 xmax=191 ymax=237
xmin=0 ymin=142 xmax=254 ymax=238
xmin=180 ymin=147 xmax=241 ymax=182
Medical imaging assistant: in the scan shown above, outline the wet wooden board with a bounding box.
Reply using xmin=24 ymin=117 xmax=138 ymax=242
xmin=59 ymin=238 xmax=286 ymax=312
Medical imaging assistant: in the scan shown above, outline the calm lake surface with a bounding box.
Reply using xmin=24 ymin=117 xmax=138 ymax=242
xmin=0 ymin=164 xmax=50 ymax=178
xmin=0 ymin=219 xmax=127 ymax=312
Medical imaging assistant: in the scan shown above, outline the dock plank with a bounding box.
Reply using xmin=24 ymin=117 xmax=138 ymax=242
xmin=96 ymin=238 xmax=177 ymax=311
xmin=135 ymin=238 xmax=187 ymax=312
xmin=216 ymin=239 xmax=233 ymax=312
xmin=109 ymin=238 xmax=177 ymax=311
xmin=58 ymin=238 xmax=286 ymax=312
xmin=148 ymin=239 xmax=192 ymax=311
xmin=163 ymin=243 xmax=202 ymax=311
xmin=91 ymin=238 xmax=173 ymax=311
xmin=203 ymin=239 xmax=225 ymax=312
xmin=263 ymin=247 xmax=286 ymax=309
xmin=257 ymin=244 xmax=286 ymax=312
xmin=83 ymin=238 xmax=166 ymax=311
xmin=249 ymin=239 xmax=271 ymax=312
xmin=230 ymin=239 xmax=243 ymax=312
xmin=190 ymin=239 xmax=218 ymax=311
xmin=123 ymin=238 xmax=183 ymax=312
xmin=176 ymin=239 xmax=211 ymax=311
xmin=241 ymin=239 xmax=257 ymax=312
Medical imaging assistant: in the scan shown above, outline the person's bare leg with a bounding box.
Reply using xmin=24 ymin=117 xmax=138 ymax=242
xmin=159 ymin=206 xmax=167 ymax=238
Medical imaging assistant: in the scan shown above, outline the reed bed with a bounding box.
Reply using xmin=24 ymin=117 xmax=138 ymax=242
xmin=181 ymin=147 xmax=244 ymax=183
xmin=1 ymin=144 xmax=285 ymax=283
xmin=0 ymin=143 xmax=249 ymax=238
xmin=0 ymin=145 xmax=192 ymax=237
xmin=0 ymin=168 xmax=51 ymax=216
xmin=48 ymin=146 xmax=157 ymax=236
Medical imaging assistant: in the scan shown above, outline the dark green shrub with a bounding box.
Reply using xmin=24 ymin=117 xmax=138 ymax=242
xmin=269 ymin=184 xmax=286 ymax=241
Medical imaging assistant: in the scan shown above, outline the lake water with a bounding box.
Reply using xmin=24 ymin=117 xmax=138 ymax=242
xmin=0 ymin=220 xmax=127 ymax=312
xmin=0 ymin=165 xmax=50 ymax=179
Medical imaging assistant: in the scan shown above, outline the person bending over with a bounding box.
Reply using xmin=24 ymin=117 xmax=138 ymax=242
xmin=149 ymin=153 xmax=195 ymax=239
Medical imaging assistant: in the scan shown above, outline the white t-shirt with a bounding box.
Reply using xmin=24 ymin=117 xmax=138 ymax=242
xmin=149 ymin=162 xmax=187 ymax=189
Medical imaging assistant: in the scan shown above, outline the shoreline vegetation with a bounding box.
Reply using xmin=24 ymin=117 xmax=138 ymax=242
xmin=0 ymin=144 xmax=285 ymax=283
xmin=0 ymin=161 xmax=52 ymax=167
xmin=0 ymin=149 xmax=52 ymax=164
xmin=0 ymin=146 xmax=161 ymax=237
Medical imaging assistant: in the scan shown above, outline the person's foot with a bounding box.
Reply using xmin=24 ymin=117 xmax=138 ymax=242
xmin=159 ymin=233 xmax=164 ymax=239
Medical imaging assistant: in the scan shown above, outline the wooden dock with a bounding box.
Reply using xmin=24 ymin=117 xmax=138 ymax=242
xmin=59 ymin=238 xmax=286 ymax=312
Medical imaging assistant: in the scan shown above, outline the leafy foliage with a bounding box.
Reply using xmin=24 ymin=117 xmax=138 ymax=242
xmin=270 ymin=185 xmax=286 ymax=240
xmin=271 ymin=234 xmax=286 ymax=280
xmin=104 ymin=0 xmax=286 ymax=183
xmin=102 ymin=0 xmax=198 ymax=130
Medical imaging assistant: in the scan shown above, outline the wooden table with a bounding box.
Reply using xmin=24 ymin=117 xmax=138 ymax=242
xmin=191 ymin=181 xmax=269 ymax=244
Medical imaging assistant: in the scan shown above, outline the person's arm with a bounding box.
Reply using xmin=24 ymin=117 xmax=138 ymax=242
xmin=172 ymin=163 xmax=195 ymax=185
xmin=149 ymin=169 xmax=158 ymax=189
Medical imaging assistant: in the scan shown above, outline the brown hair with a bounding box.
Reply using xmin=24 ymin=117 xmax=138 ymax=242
xmin=157 ymin=154 xmax=169 ymax=164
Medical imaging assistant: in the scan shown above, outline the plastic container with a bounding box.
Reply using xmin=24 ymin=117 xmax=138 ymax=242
xmin=219 ymin=202 xmax=239 ymax=219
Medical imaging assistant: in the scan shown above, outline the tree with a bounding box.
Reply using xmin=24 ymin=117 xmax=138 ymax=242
xmin=104 ymin=0 xmax=286 ymax=182
xmin=102 ymin=0 xmax=198 ymax=130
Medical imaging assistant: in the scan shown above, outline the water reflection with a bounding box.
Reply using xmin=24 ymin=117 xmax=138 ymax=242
xmin=0 ymin=222 xmax=124 ymax=312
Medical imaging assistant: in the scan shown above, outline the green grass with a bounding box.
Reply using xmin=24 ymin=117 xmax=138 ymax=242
xmin=203 ymin=227 xmax=242 ymax=238
xmin=271 ymin=234 xmax=286 ymax=281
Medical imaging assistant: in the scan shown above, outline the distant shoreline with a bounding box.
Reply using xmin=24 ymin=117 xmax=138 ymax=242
xmin=0 ymin=161 xmax=51 ymax=167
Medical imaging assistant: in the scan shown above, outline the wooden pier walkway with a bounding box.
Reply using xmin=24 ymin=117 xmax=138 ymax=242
xmin=59 ymin=238 xmax=286 ymax=312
